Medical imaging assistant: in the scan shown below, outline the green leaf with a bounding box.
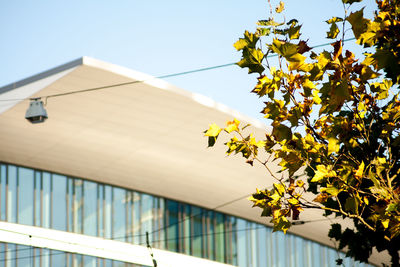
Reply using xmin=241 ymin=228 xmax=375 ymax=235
xmin=288 ymin=25 xmax=301 ymax=40
xmin=326 ymin=22 xmax=340 ymax=39
xmin=347 ymin=8 xmax=368 ymax=39
xmin=233 ymin=30 xmax=258 ymax=51
xmin=272 ymin=124 xmax=292 ymax=142
xmin=345 ymin=197 xmax=359 ymax=214
xmin=237 ymin=48 xmax=265 ymax=74
xmin=323 ymin=185 xmax=340 ymax=196
xmin=273 ymin=216 xmax=291 ymax=233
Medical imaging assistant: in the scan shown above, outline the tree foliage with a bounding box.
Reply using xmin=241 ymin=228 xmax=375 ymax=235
xmin=205 ymin=0 xmax=400 ymax=265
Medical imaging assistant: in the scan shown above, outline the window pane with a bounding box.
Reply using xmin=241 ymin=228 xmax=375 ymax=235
xmin=74 ymin=179 xmax=83 ymax=234
xmin=83 ymin=181 xmax=97 ymax=236
xmin=191 ymin=206 xmax=203 ymax=258
xmin=105 ymin=185 xmax=112 ymax=239
xmin=113 ymin=188 xmax=126 ymax=241
xmin=1 ymin=164 xmax=6 ymax=221
xmin=52 ymin=174 xmax=67 ymax=231
xmin=215 ymin=213 xmax=226 ymax=262
xmin=166 ymin=200 xmax=179 ymax=252
xmin=42 ymin=172 xmax=51 ymax=228
xmin=18 ymin=167 xmax=34 ymax=225
xmin=35 ymin=171 xmax=41 ymax=226
xmin=7 ymin=165 xmax=17 ymax=223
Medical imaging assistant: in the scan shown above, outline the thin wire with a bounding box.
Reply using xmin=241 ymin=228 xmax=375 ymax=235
xmin=0 ymin=37 xmax=356 ymax=103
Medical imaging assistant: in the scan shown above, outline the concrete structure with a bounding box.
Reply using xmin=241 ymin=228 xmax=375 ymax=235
xmin=0 ymin=57 xmax=380 ymax=266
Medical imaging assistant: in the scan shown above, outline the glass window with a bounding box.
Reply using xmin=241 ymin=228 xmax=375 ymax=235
xmin=191 ymin=206 xmax=203 ymax=258
xmin=42 ymin=172 xmax=51 ymax=228
xmin=16 ymin=245 xmax=31 ymax=267
xmin=84 ymin=255 xmax=97 ymax=267
xmin=83 ymin=181 xmax=97 ymax=236
xmin=73 ymin=179 xmax=83 ymax=234
xmin=105 ymin=185 xmax=112 ymax=239
xmin=1 ymin=164 xmax=6 ymax=221
xmin=98 ymin=184 xmax=105 ymax=238
xmin=7 ymin=165 xmax=17 ymax=223
xmin=215 ymin=213 xmax=225 ymax=262
xmin=112 ymin=187 xmax=126 ymax=241
xmin=132 ymin=192 xmax=141 ymax=244
xmin=236 ymin=218 xmax=247 ymax=267
xmin=18 ymin=167 xmax=34 ymax=225
xmin=52 ymin=174 xmax=67 ymax=231
xmin=35 ymin=171 xmax=41 ymax=227
xmin=166 ymin=200 xmax=179 ymax=252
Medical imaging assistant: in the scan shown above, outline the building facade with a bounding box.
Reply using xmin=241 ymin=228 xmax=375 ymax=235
xmin=0 ymin=57 xmax=380 ymax=266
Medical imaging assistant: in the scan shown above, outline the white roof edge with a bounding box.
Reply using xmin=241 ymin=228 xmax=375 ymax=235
xmin=0 ymin=56 xmax=268 ymax=130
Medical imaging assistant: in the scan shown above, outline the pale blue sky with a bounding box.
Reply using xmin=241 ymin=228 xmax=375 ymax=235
xmin=0 ymin=0 xmax=376 ymax=120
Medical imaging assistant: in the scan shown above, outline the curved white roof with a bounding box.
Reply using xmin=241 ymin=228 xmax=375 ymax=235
xmin=0 ymin=57 xmax=386 ymax=265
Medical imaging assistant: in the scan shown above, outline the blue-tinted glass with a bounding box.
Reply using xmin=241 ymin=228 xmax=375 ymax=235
xmin=52 ymin=174 xmax=67 ymax=231
xmin=105 ymin=185 xmax=112 ymax=239
xmin=35 ymin=248 xmax=41 ymax=267
xmin=83 ymin=181 xmax=97 ymax=236
xmin=113 ymin=187 xmax=126 ymax=241
xmin=1 ymin=164 xmax=6 ymax=221
xmin=183 ymin=205 xmax=191 ymax=255
xmin=84 ymin=255 xmax=97 ymax=267
xmin=6 ymin=243 xmax=16 ymax=267
xmin=236 ymin=218 xmax=247 ymax=267
xmin=215 ymin=213 xmax=225 ymax=262
xmin=74 ymin=253 xmax=83 ymax=267
xmin=16 ymin=245 xmax=31 ymax=266
xmin=312 ymin=242 xmax=321 ymax=266
xmin=7 ymin=165 xmax=17 ymax=223
xmin=18 ymin=167 xmax=34 ymax=225
xmin=42 ymin=172 xmax=51 ymax=228
xmin=0 ymin=243 xmax=5 ymax=263
xmin=42 ymin=248 xmax=50 ymax=267
xmin=192 ymin=206 xmax=204 ymax=258
xmin=295 ymin=235 xmax=304 ymax=266
xmin=231 ymin=217 xmax=237 ymax=266
xmin=35 ymin=171 xmax=41 ymax=226
xmin=257 ymin=227 xmax=268 ymax=266
xmin=52 ymin=250 xmax=67 ymax=266
xmin=141 ymin=194 xmax=153 ymax=235
xmin=277 ymin=231 xmax=287 ymax=267
xmin=98 ymin=184 xmax=104 ymax=238
xmin=166 ymin=200 xmax=179 ymax=252
xmin=74 ymin=179 xmax=83 ymax=233
xmin=67 ymin=178 xmax=73 ymax=232
xmin=132 ymin=192 xmax=141 ymax=244
xmin=126 ymin=192 xmax=133 ymax=243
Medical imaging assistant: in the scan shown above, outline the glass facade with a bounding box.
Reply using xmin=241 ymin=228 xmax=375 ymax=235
xmin=0 ymin=163 xmax=373 ymax=267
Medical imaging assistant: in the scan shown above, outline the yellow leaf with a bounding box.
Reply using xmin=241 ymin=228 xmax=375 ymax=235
xmin=225 ymin=119 xmax=240 ymax=133
xmin=311 ymin=165 xmax=335 ymax=182
xmin=328 ymin=137 xmax=340 ymax=155
xmin=382 ymin=219 xmax=390 ymax=229
xmin=204 ymin=123 xmax=222 ymax=137
xmin=275 ymin=1 xmax=284 ymax=13
xmin=355 ymin=161 xmax=365 ymax=179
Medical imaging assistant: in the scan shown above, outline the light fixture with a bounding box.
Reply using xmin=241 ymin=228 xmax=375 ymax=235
xmin=25 ymin=98 xmax=48 ymax=124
